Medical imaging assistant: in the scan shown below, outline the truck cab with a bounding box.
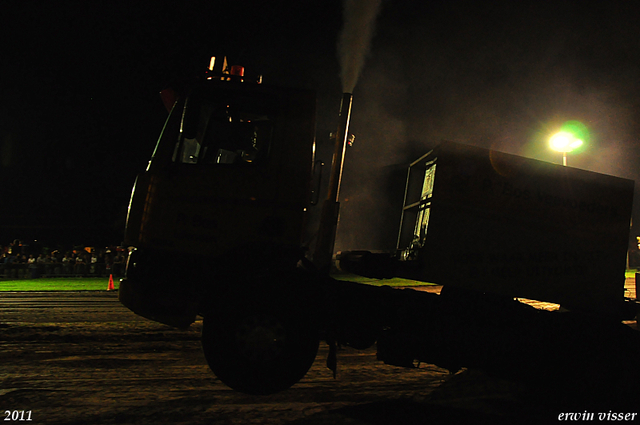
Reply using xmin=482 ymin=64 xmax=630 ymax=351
xmin=120 ymin=71 xmax=317 ymax=329
xmin=119 ymin=65 xmax=326 ymax=395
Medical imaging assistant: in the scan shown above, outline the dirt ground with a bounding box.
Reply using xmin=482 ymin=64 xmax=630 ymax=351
xmin=0 ymin=291 xmax=638 ymax=424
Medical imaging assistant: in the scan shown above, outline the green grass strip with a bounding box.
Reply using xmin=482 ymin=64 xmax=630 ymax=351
xmin=0 ymin=277 xmax=119 ymax=291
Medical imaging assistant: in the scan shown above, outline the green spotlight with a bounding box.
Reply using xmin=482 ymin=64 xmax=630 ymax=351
xmin=549 ymin=130 xmax=583 ymax=166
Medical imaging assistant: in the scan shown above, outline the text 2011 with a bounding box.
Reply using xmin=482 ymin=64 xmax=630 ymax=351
xmin=4 ymin=411 xmax=32 ymax=421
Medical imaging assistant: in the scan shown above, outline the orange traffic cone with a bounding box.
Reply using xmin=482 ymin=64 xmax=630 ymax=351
xmin=107 ymin=274 xmax=115 ymax=291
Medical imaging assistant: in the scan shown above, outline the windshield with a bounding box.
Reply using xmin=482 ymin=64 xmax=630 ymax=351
xmin=174 ymin=89 xmax=277 ymax=165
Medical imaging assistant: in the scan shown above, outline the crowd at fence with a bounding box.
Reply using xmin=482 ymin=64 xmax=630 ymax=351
xmin=1 ymin=242 xmax=129 ymax=279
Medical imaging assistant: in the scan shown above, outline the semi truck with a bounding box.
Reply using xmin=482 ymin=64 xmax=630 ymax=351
xmin=120 ymin=58 xmax=639 ymax=397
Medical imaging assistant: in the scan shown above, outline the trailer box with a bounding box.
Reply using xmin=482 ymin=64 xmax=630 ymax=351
xmin=395 ymin=141 xmax=634 ymax=317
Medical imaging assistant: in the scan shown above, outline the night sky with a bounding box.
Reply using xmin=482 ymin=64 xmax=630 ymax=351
xmin=3 ymin=1 xmax=640 ymax=252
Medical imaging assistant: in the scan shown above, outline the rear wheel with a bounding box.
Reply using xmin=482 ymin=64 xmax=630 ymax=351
xmin=201 ymin=288 xmax=320 ymax=395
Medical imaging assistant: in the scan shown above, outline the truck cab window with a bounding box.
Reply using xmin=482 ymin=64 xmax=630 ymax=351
xmin=174 ymin=92 xmax=276 ymax=166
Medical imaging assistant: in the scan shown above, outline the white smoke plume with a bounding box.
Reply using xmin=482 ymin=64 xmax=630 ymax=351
xmin=338 ymin=0 xmax=382 ymax=93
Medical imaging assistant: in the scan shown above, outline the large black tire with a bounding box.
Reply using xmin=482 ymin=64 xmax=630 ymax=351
xmin=201 ymin=286 xmax=320 ymax=395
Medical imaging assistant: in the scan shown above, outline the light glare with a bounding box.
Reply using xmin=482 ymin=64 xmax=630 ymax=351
xmin=549 ymin=132 xmax=583 ymax=153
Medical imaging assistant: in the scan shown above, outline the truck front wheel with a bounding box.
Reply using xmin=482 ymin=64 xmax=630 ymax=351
xmin=201 ymin=292 xmax=319 ymax=395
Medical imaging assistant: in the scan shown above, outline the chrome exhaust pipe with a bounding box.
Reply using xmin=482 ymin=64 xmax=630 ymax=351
xmin=313 ymin=93 xmax=353 ymax=272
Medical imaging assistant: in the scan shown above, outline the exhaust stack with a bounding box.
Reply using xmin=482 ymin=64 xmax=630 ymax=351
xmin=313 ymin=93 xmax=353 ymax=272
